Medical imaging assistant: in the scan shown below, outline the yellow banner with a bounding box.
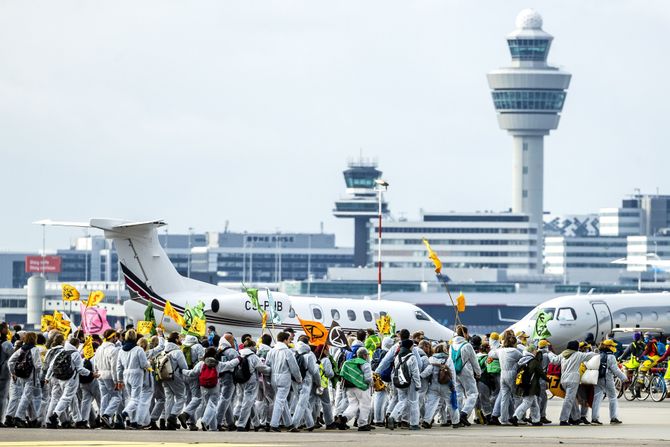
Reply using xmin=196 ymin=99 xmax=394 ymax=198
xmin=547 ymin=374 xmax=565 ymax=398
xmin=261 ymin=312 xmax=268 ymax=329
xmin=163 ymin=301 xmax=185 ymax=327
xmin=41 ymin=315 xmax=54 ymax=332
xmin=422 ymin=239 xmax=443 ymax=274
xmin=137 ymin=320 xmax=154 ymax=336
xmin=62 ymin=284 xmax=80 ymax=302
xmin=82 ymin=336 xmax=95 ymax=360
xmin=376 ymin=315 xmax=391 ymax=335
xmin=190 ymin=317 xmax=206 ymax=337
xmin=86 ymin=290 xmax=105 ymax=307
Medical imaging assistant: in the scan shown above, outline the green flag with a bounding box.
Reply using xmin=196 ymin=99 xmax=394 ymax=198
xmin=246 ymin=288 xmax=263 ymax=316
xmin=533 ymin=310 xmax=553 ymax=340
xmin=144 ymin=302 xmax=157 ymax=335
xmin=182 ymin=301 xmax=207 ymax=337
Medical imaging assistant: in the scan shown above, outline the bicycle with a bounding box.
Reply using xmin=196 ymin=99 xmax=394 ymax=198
xmin=621 ymin=364 xmax=666 ymax=401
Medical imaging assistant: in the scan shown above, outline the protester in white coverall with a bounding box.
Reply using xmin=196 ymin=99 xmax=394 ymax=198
xmin=215 ymin=333 xmax=238 ymax=429
xmin=162 ymin=332 xmax=188 ymax=430
xmin=116 ymin=329 xmax=148 ymax=429
xmin=47 ymin=338 xmax=95 ymax=427
xmin=339 ymin=347 xmax=373 ymax=431
xmin=451 ymin=326 xmax=481 ymax=426
xmin=488 ymin=330 xmax=522 ymax=425
xmin=179 ymin=335 xmax=205 ymax=428
xmin=388 ymin=338 xmax=422 ymax=430
xmin=422 ymin=343 xmax=460 ymax=429
xmin=135 ymin=334 xmax=165 ymax=427
xmin=266 ymin=331 xmax=302 ymax=431
xmin=290 ymin=337 xmax=320 ymax=432
xmin=555 ymin=340 xmax=597 ymax=425
xmin=254 ymin=334 xmax=274 ymax=429
xmin=235 ymin=340 xmax=270 ymax=431
xmin=94 ymin=329 xmax=121 ymax=428
xmin=0 ymin=323 xmax=14 ymax=425
xmin=183 ymin=346 xmax=240 ymax=431
xmin=591 ymin=340 xmax=628 ymax=425
xmin=7 ymin=332 xmax=42 ymax=426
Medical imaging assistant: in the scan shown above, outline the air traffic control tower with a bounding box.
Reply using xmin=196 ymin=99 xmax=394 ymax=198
xmin=488 ymin=9 xmax=571 ymax=269
xmin=333 ymin=159 xmax=388 ymax=267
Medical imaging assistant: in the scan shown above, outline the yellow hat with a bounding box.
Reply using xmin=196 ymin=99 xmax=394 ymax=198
xmin=515 ymin=331 xmax=529 ymax=339
xmin=538 ymin=339 xmax=551 ymax=348
xmin=602 ymin=339 xmax=617 ymax=352
xmin=489 ymin=332 xmax=500 ymax=341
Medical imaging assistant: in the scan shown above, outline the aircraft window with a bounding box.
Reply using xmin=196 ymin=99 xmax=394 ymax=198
xmin=651 ymin=312 xmax=659 ymax=321
xmin=288 ymin=306 xmax=295 ymax=318
xmin=556 ymin=307 xmax=576 ymax=321
xmin=635 ymin=312 xmax=642 ymax=321
xmin=415 ymin=310 xmax=430 ymax=321
xmin=618 ymin=313 xmax=627 ymax=323
xmin=363 ymin=311 xmax=373 ymax=322
xmin=312 ymin=307 xmax=323 ymax=321
xmin=347 ymin=310 xmax=357 ymax=321
xmin=380 ymin=311 xmax=387 ymax=317
xmin=331 ymin=309 xmax=340 ymax=321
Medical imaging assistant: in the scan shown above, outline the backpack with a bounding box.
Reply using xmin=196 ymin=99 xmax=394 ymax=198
xmin=14 ymin=349 xmax=34 ymax=379
xmin=154 ymin=351 xmax=174 ymax=382
xmin=182 ymin=345 xmax=193 ymax=368
xmin=486 ymin=358 xmax=501 ymax=374
xmin=371 ymin=348 xmax=386 ymax=371
xmin=295 ymin=352 xmax=308 ymax=379
xmin=451 ymin=344 xmax=465 ymax=374
xmin=79 ymin=358 xmax=95 ymax=384
xmin=340 ymin=358 xmax=369 ymax=391
xmin=392 ymin=352 xmax=412 ymax=389
xmin=515 ymin=362 xmax=530 ymax=387
xmin=598 ymin=352 xmax=609 ymax=379
xmin=437 ymin=363 xmax=452 ymax=385
xmin=345 ymin=345 xmax=361 ymax=361
xmin=233 ymin=356 xmax=252 ymax=384
xmin=52 ymin=350 xmax=75 ymax=381
xmin=199 ymin=363 xmax=219 ymax=388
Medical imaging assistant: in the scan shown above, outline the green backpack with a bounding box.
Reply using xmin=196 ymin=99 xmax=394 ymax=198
xmin=340 ymin=358 xmax=369 ymax=391
xmin=486 ymin=358 xmax=501 ymax=374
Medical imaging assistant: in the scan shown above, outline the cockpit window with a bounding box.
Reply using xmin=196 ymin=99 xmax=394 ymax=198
xmin=556 ymin=307 xmax=576 ymax=321
xmin=415 ymin=310 xmax=430 ymax=321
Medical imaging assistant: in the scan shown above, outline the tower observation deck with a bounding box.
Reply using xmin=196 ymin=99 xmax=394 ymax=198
xmin=487 ymin=9 xmax=571 ymax=270
xmin=333 ymin=158 xmax=388 ymax=266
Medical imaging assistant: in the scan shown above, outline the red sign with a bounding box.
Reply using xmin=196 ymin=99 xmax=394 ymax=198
xmin=25 ymin=256 xmax=62 ymax=273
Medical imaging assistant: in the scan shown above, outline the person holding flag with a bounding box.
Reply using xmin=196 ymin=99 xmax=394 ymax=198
xmin=288 ymin=335 xmax=320 ymax=432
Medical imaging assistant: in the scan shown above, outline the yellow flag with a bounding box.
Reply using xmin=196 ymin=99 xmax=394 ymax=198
xmin=83 ymin=336 xmax=95 ymax=360
xmin=261 ymin=311 xmax=268 ymax=329
xmin=53 ymin=309 xmax=63 ymax=322
xmin=137 ymin=320 xmax=154 ymax=336
xmin=376 ymin=315 xmax=392 ymax=335
xmin=456 ymin=292 xmax=466 ymax=313
xmin=190 ymin=317 xmax=206 ymax=337
xmin=86 ymin=290 xmax=105 ymax=307
xmin=41 ymin=315 xmax=54 ymax=332
xmin=62 ymin=284 xmax=80 ymax=302
xmin=422 ymin=239 xmax=443 ymax=274
xmin=163 ymin=301 xmax=185 ymax=327
xmin=55 ymin=319 xmax=71 ymax=338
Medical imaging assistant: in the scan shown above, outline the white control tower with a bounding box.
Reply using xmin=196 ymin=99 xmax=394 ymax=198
xmin=487 ymin=9 xmax=571 ymax=270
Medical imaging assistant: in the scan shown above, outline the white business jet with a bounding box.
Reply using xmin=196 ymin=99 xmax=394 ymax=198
xmin=36 ymin=219 xmax=454 ymax=341
xmin=508 ymin=292 xmax=670 ymax=351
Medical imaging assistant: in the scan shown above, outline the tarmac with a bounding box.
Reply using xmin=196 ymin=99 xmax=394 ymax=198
xmin=0 ymin=399 xmax=668 ymax=447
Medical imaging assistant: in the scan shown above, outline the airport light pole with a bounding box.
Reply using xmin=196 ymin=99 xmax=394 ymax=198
xmin=375 ymin=179 xmax=389 ymax=301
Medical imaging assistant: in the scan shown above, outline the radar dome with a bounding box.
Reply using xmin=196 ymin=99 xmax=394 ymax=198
xmin=515 ymin=9 xmax=543 ymax=30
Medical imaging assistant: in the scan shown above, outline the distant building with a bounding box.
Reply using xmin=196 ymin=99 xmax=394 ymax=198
xmin=544 ymin=236 xmax=628 ymax=283
xmin=544 ymin=215 xmax=599 ymax=237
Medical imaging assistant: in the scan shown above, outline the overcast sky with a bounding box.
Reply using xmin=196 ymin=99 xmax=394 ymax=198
xmin=1 ymin=1 xmax=668 ymax=251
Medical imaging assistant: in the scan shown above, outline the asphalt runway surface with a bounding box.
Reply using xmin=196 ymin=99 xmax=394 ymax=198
xmin=0 ymin=399 xmax=668 ymax=446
